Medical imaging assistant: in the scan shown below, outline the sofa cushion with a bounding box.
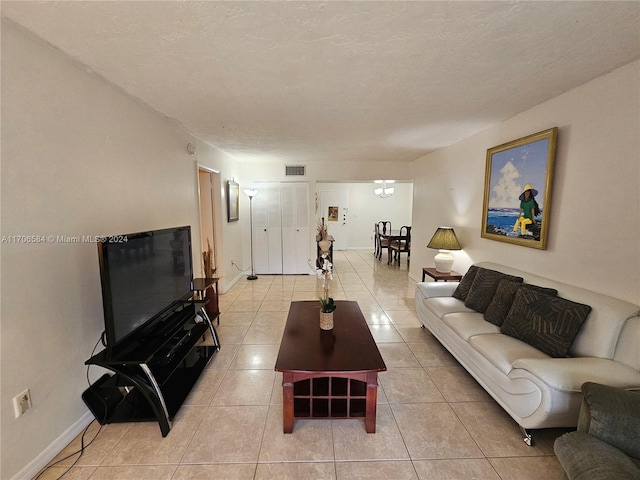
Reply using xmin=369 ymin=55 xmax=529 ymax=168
xmin=452 ymin=265 xmax=479 ymax=301
xmin=416 ymin=281 xmax=460 ymax=300
xmin=582 ymin=382 xmax=640 ymax=461
xmin=468 ymin=333 xmax=549 ymax=375
xmin=554 ymin=431 xmax=640 ymax=480
xmin=424 ymin=297 xmax=476 ymax=318
xmin=442 ymin=312 xmax=501 ymax=341
xmin=465 ymin=268 xmax=523 ymax=313
xmin=485 ymin=282 xmax=558 ymax=327
xmin=501 ymin=288 xmax=592 ymax=358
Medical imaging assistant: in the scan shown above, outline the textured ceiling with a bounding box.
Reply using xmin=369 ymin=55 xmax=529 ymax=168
xmin=2 ymin=1 xmax=639 ymax=164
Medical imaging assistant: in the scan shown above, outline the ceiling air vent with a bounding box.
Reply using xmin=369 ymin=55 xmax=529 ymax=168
xmin=285 ymin=165 xmax=306 ymax=176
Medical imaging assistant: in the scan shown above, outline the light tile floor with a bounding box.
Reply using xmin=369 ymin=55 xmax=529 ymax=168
xmin=37 ymin=251 xmax=568 ymax=480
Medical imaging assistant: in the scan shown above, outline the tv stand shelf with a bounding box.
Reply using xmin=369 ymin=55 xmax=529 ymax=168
xmin=83 ymin=302 xmax=220 ymax=436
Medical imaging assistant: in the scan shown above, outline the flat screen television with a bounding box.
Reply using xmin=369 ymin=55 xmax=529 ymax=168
xmin=97 ymin=226 xmax=194 ymax=354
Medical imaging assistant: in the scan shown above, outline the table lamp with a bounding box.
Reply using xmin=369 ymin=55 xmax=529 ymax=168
xmin=427 ymin=227 xmax=461 ymax=273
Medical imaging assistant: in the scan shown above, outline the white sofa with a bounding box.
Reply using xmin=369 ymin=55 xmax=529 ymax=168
xmin=415 ymin=261 xmax=640 ymax=445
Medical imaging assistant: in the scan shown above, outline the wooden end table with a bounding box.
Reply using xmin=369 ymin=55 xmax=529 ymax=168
xmin=192 ymin=277 xmax=220 ymax=325
xmin=275 ymin=301 xmax=386 ymax=433
xmin=422 ymin=267 xmax=463 ymax=282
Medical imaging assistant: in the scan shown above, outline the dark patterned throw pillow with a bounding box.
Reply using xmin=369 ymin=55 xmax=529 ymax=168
xmin=484 ymin=279 xmax=522 ymax=326
xmin=501 ymin=288 xmax=592 ymax=357
xmin=484 ymin=282 xmax=558 ymax=327
xmin=452 ymin=265 xmax=480 ymax=301
xmin=465 ymin=268 xmax=523 ymax=313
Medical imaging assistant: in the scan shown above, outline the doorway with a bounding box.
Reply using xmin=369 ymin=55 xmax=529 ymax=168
xmin=198 ymin=167 xmax=220 ymax=277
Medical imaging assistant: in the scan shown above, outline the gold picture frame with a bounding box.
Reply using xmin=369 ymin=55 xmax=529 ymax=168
xmin=327 ymin=206 xmax=339 ymax=222
xmin=226 ymin=180 xmax=239 ymax=222
xmin=481 ymin=128 xmax=558 ymax=249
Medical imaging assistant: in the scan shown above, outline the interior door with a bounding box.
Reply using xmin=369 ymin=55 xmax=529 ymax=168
xmin=252 ymin=182 xmax=283 ymax=274
xmin=281 ymin=183 xmax=310 ymax=274
xmin=319 ymin=189 xmax=349 ymax=250
xmin=198 ymin=168 xmax=218 ymax=276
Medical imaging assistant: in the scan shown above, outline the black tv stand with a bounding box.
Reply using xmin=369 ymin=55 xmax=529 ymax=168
xmin=83 ymin=302 xmax=220 ymax=436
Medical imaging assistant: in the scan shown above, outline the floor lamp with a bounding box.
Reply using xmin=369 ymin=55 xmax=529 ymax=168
xmin=243 ymin=188 xmax=258 ymax=280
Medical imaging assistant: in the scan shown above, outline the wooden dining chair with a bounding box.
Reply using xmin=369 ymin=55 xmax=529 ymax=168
xmin=376 ymin=221 xmax=391 ymax=261
xmin=388 ymin=225 xmax=411 ymax=265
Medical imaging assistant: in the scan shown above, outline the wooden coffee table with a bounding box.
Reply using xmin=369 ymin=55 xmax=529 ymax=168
xmin=275 ymin=301 xmax=387 ymax=433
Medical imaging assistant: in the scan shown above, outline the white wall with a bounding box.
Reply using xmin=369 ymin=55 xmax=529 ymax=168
xmin=410 ymin=60 xmax=640 ymax=305
xmin=0 ymin=21 xmax=243 ymax=479
xmin=238 ymin=160 xmax=414 ymax=184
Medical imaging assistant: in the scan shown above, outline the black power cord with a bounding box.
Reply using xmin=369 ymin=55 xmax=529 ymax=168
xmin=34 ymin=333 xmax=108 ymax=480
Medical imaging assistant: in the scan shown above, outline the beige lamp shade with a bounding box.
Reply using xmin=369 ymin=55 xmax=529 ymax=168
xmin=427 ymin=227 xmax=461 ymax=273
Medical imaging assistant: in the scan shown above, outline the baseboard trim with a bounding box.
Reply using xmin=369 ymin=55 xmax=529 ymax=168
xmin=223 ymin=271 xmax=313 ymax=292
xmin=11 ymin=410 xmax=94 ymax=480
xmin=223 ymin=271 xmax=245 ymax=292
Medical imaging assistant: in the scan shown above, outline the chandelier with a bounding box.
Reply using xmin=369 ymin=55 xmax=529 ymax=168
xmin=374 ymin=180 xmax=395 ymax=198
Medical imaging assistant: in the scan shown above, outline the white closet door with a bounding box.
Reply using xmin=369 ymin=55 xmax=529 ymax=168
xmin=281 ymin=182 xmax=310 ymax=274
xmin=252 ymin=182 xmax=282 ymax=274
xmin=293 ymin=183 xmax=310 ymax=274
xmin=281 ymin=184 xmax=296 ymax=274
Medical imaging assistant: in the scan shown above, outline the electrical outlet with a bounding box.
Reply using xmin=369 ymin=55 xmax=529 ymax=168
xmin=13 ymin=389 xmax=32 ymax=418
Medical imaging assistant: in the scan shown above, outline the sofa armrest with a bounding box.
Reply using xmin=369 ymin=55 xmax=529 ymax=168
xmin=579 ymin=382 xmax=640 ymax=461
xmin=416 ymin=281 xmax=459 ymax=299
xmin=555 ymin=383 xmax=640 ymax=479
xmin=554 ymin=431 xmax=640 ymax=480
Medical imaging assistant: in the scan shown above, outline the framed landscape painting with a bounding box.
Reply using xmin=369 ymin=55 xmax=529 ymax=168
xmin=226 ymin=180 xmax=239 ymax=222
xmin=481 ymin=128 xmax=558 ymax=249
